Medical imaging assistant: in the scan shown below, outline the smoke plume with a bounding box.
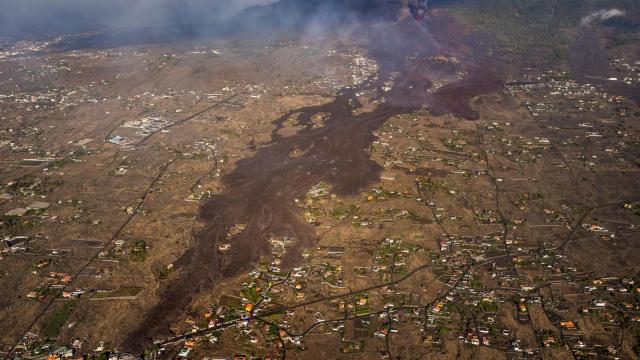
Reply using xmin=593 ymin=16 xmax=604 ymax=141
xmin=580 ymin=8 xmax=626 ymax=26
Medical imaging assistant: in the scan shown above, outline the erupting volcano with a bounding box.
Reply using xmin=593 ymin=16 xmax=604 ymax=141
xmin=408 ymin=0 xmax=429 ymax=20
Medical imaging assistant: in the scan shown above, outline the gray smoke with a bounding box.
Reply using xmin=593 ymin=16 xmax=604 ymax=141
xmin=0 ymin=0 xmax=416 ymax=50
xmin=580 ymin=8 xmax=626 ymax=26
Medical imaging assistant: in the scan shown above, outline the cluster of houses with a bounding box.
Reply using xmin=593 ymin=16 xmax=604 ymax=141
xmin=26 ymin=272 xmax=73 ymax=301
xmin=611 ymin=58 xmax=640 ymax=86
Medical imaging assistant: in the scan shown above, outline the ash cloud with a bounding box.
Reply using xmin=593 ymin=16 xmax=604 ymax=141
xmin=0 ymin=0 xmax=421 ymax=50
xmin=580 ymin=8 xmax=626 ymax=26
xmin=0 ymin=0 xmax=427 ymax=40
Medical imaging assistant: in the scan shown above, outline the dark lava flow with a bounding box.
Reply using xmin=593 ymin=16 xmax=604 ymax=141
xmin=122 ymin=12 xmax=502 ymax=352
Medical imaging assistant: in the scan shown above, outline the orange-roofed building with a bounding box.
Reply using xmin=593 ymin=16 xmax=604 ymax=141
xmin=560 ymin=321 xmax=576 ymax=329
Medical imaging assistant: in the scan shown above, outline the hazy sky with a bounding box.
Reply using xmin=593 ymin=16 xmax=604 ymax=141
xmin=0 ymin=0 xmax=278 ymax=38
